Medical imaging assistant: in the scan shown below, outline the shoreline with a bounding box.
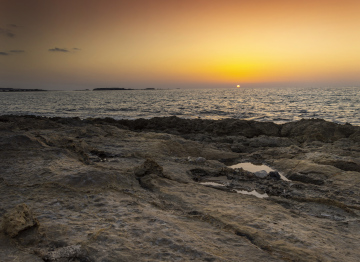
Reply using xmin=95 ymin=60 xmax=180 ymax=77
xmin=0 ymin=115 xmax=359 ymax=261
xmin=4 ymin=114 xmax=358 ymax=141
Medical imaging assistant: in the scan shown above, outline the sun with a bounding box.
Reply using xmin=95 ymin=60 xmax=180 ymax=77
xmin=237 ymin=84 xmax=240 ymax=88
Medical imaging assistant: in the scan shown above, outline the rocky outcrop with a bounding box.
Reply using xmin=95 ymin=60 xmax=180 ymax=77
xmin=0 ymin=115 xmax=359 ymax=262
xmin=39 ymin=245 xmax=89 ymax=262
xmin=88 ymin=116 xmax=359 ymax=142
xmin=1 ymin=204 xmax=38 ymax=237
xmin=280 ymin=118 xmax=357 ymax=142
xmin=134 ymin=158 xmax=165 ymax=178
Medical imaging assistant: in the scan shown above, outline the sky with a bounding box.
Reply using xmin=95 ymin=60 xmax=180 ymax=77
xmin=1 ymin=0 xmax=360 ymax=90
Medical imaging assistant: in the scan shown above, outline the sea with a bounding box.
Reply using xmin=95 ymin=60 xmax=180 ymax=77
xmin=0 ymin=86 xmax=359 ymax=126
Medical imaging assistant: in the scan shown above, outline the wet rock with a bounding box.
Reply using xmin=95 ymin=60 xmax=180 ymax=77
xmin=227 ymin=168 xmax=255 ymax=181
xmin=269 ymin=171 xmax=281 ymax=180
xmin=318 ymin=160 xmax=360 ymax=172
xmin=187 ymin=156 xmax=206 ymax=164
xmin=254 ymin=170 xmax=268 ymax=178
xmin=187 ymin=168 xmax=213 ymax=181
xmin=272 ymin=159 xmax=341 ymax=180
xmin=1 ymin=204 xmax=39 ymax=237
xmin=248 ymin=136 xmax=294 ymax=148
xmin=251 ymin=121 xmax=280 ymax=136
xmin=90 ymin=149 xmax=114 ymax=161
xmin=287 ymin=173 xmax=325 ymax=185
xmin=116 ymin=117 xmax=281 ymax=138
xmin=280 ymin=119 xmax=357 ymax=142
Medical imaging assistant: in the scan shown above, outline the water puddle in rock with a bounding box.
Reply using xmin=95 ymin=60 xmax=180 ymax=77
xmin=233 ymin=189 xmax=268 ymax=198
xmin=229 ymin=162 xmax=289 ymax=181
xmin=200 ymin=181 xmax=268 ymax=199
xmin=199 ymin=162 xmax=288 ymax=199
xmin=200 ymin=182 xmax=226 ymax=187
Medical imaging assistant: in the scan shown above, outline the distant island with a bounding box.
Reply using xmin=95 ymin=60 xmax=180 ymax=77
xmin=0 ymin=88 xmax=46 ymax=92
xmin=93 ymin=88 xmax=156 ymax=91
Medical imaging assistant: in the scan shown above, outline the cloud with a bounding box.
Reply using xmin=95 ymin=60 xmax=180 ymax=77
xmin=7 ymin=24 xmax=20 ymax=28
xmin=48 ymin=47 xmax=81 ymax=53
xmin=48 ymin=47 xmax=69 ymax=52
xmin=10 ymin=50 xmax=25 ymax=53
xmin=6 ymin=31 xmax=15 ymax=38
xmin=0 ymin=27 xmax=15 ymax=38
xmin=0 ymin=50 xmax=25 ymax=56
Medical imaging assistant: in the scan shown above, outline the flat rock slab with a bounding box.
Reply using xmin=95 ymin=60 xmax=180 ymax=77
xmin=0 ymin=115 xmax=359 ymax=262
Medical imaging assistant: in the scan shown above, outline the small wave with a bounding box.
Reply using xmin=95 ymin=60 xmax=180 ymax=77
xmin=1 ymin=87 xmax=359 ymax=125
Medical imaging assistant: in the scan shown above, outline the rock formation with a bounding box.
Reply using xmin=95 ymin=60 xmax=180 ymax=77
xmin=0 ymin=115 xmax=359 ymax=261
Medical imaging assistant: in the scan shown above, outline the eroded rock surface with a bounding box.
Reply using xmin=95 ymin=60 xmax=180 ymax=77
xmin=0 ymin=115 xmax=359 ymax=261
xmin=1 ymin=203 xmax=38 ymax=238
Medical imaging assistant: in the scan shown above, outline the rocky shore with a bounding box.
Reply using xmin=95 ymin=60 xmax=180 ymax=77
xmin=1 ymin=115 xmax=359 ymax=261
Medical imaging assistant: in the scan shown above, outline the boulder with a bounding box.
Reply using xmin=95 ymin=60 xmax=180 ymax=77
xmin=1 ymin=204 xmax=38 ymax=237
xmin=269 ymin=171 xmax=281 ymax=180
xmin=254 ymin=170 xmax=268 ymax=178
xmin=134 ymin=159 xmax=164 ymax=178
xmin=41 ymin=245 xmax=88 ymax=262
xmin=280 ymin=119 xmax=357 ymax=142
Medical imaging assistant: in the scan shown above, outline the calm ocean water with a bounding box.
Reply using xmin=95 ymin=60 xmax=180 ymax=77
xmin=0 ymin=87 xmax=359 ymax=125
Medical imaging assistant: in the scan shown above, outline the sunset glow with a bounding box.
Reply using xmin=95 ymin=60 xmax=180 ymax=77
xmin=1 ymin=0 xmax=360 ymax=89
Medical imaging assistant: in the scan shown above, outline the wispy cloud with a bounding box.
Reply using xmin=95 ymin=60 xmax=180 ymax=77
xmin=48 ymin=47 xmax=81 ymax=53
xmin=10 ymin=50 xmax=25 ymax=53
xmin=7 ymin=24 xmax=21 ymax=28
xmin=6 ymin=31 xmax=15 ymax=38
xmin=0 ymin=28 xmax=9 ymax=37
xmin=0 ymin=24 xmax=19 ymax=38
xmin=0 ymin=52 xmax=9 ymax=56
xmin=48 ymin=47 xmax=69 ymax=52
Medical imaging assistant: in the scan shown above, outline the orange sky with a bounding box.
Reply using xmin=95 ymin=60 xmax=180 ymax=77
xmin=1 ymin=0 xmax=360 ymax=89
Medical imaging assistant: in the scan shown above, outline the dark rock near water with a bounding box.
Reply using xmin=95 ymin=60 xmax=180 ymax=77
xmin=280 ymin=118 xmax=357 ymax=142
xmin=254 ymin=170 xmax=268 ymax=178
xmin=188 ymin=168 xmax=213 ymax=181
xmin=269 ymin=171 xmax=281 ymax=180
xmin=287 ymin=172 xmax=325 ymax=185
xmin=91 ymin=116 xmax=360 ymax=143
xmin=318 ymin=160 xmax=360 ymax=172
